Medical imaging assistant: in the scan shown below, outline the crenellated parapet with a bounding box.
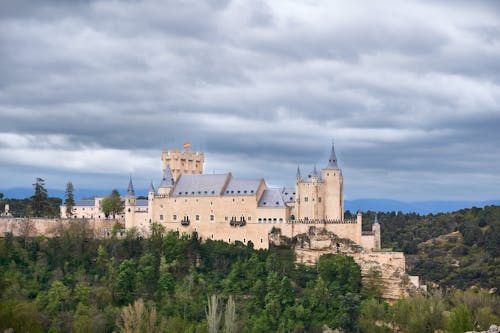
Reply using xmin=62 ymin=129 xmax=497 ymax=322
xmin=286 ymin=218 xmax=357 ymax=224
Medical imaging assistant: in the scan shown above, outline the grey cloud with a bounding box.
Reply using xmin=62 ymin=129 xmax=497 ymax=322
xmin=0 ymin=0 xmax=499 ymax=200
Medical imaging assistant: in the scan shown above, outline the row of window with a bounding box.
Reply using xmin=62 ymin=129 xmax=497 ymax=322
xmin=160 ymin=198 xmax=245 ymax=207
xmin=298 ymin=197 xmax=321 ymax=203
xmin=159 ymin=214 xmax=254 ymax=222
xmin=258 ymin=217 xmax=284 ymax=223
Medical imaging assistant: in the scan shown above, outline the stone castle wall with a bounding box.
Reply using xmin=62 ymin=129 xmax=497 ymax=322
xmin=0 ymin=217 xmax=121 ymax=238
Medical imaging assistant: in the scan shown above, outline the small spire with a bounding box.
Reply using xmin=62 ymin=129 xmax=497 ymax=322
xmin=296 ymin=165 xmax=301 ymax=178
xmin=149 ymin=181 xmax=155 ymax=193
xmin=374 ymin=213 xmax=379 ymax=225
xmin=126 ymin=176 xmax=135 ymax=197
xmin=159 ymin=165 xmax=174 ymax=188
xmin=326 ymin=141 xmax=339 ymax=169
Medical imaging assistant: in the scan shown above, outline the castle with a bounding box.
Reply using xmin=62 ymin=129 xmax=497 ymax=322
xmin=122 ymin=143 xmax=381 ymax=251
xmin=55 ymin=143 xmax=421 ymax=299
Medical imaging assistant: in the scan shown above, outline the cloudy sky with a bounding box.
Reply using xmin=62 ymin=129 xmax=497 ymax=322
xmin=0 ymin=0 xmax=499 ymax=201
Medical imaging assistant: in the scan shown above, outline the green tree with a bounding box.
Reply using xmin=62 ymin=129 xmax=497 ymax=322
xmin=65 ymin=181 xmax=75 ymax=218
xmin=317 ymin=254 xmax=362 ymax=293
xmin=390 ymin=294 xmax=445 ymax=333
xmin=30 ymin=177 xmax=51 ymax=217
xmin=47 ymin=280 xmax=71 ymax=315
xmin=447 ymin=304 xmax=473 ymax=333
xmin=115 ymin=259 xmax=138 ymax=305
xmin=101 ymin=189 xmax=123 ymax=219
xmin=359 ymin=299 xmax=390 ymax=333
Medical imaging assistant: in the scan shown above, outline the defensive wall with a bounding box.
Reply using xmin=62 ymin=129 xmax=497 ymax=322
xmin=0 ymin=217 xmax=121 ymax=238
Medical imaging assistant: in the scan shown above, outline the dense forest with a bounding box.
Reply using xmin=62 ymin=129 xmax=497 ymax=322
xmin=1 ymin=187 xmax=499 ymax=331
xmin=1 ymin=222 xmax=498 ymax=333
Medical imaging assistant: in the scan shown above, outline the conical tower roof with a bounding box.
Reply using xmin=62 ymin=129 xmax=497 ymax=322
xmin=126 ymin=176 xmax=135 ymax=197
xmin=374 ymin=213 xmax=379 ymax=225
xmin=296 ymin=165 xmax=301 ymax=178
xmin=159 ymin=165 xmax=174 ymax=188
xmin=149 ymin=181 xmax=155 ymax=193
xmin=325 ymin=141 xmax=339 ymax=169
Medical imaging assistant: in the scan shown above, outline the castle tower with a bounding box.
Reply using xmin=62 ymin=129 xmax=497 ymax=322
xmin=372 ymin=213 xmax=381 ymax=249
xmin=161 ymin=149 xmax=204 ymax=181
xmin=125 ymin=177 xmax=136 ymax=228
xmin=157 ymin=165 xmax=174 ymax=196
xmin=148 ymin=181 xmax=155 ymax=223
xmin=296 ymin=164 xmax=324 ymax=221
xmin=321 ymin=142 xmax=344 ymax=221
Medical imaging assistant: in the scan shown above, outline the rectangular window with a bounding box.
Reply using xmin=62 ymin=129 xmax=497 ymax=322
xmin=196 ymin=215 xmax=199 ymax=221
xmin=210 ymin=215 xmax=214 ymax=221
xmin=279 ymin=218 xmax=283 ymax=222
xmin=225 ymin=216 xmax=228 ymax=221
xmin=160 ymin=215 xmax=164 ymax=220
xmin=248 ymin=216 xmax=251 ymax=221
xmin=173 ymin=215 xmax=177 ymax=221
xmin=304 ymin=197 xmax=308 ymax=202
xmin=318 ymin=197 xmax=322 ymax=203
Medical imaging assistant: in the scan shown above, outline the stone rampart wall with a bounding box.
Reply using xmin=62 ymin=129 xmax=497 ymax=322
xmin=0 ymin=217 xmax=121 ymax=238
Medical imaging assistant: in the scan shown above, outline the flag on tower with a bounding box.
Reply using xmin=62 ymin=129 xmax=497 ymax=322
xmin=183 ymin=142 xmax=191 ymax=149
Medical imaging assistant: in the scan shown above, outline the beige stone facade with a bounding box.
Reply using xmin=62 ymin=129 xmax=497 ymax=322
xmin=161 ymin=149 xmax=204 ymax=181
xmin=124 ymin=144 xmax=382 ymax=251
xmin=60 ymin=196 xmax=147 ymax=221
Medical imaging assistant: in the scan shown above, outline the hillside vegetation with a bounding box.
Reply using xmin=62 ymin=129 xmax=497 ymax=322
xmin=352 ymin=205 xmax=500 ymax=289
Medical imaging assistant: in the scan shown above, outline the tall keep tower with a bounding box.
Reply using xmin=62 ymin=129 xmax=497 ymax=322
xmin=321 ymin=142 xmax=344 ymax=221
xmin=161 ymin=149 xmax=204 ymax=181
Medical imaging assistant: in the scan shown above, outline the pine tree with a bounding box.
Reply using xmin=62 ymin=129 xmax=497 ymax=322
xmin=30 ymin=177 xmax=50 ymax=217
xmin=65 ymin=182 xmax=75 ymax=218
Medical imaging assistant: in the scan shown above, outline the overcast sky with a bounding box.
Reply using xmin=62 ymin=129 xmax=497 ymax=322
xmin=0 ymin=0 xmax=499 ymax=201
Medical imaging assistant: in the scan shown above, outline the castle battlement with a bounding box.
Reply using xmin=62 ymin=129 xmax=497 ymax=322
xmin=286 ymin=218 xmax=358 ymax=224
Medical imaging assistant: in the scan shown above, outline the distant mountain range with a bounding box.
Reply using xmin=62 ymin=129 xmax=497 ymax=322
xmin=1 ymin=187 xmax=499 ymax=215
xmin=344 ymin=199 xmax=500 ymax=215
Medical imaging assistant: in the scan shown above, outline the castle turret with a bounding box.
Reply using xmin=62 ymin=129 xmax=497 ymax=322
xmin=372 ymin=213 xmax=381 ymax=249
xmin=157 ymin=165 xmax=174 ymax=196
xmin=148 ymin=181 xmax=155 ymax=223
xmin=296 ymin=165 xmax=301 ymax=183
xmin=321 ymin=142 xmax=344 ymax=221
xmin=125 ymin=177 xmax=136 ymax=228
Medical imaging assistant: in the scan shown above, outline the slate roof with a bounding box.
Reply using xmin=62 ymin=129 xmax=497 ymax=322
xmin=126 ymin=177 xmax=135 ymax=197
xmin=159 ymin=165 xmax=174 ymax=188
xmin=301 ymin=171 xmax=323 ymax=183
xmin=223 ymin=179 xmax=261 ymax=196
xmin=149 ymin=181 xmax=155 ymax=193
xmin=325 ymin=142 xmax=339 ymax=169
xmin=258 ymin=188 xmax=286 ymax=207
xmin=281 ymin=187 xmax=296 ymax=203
xmin=171 ymin=174 xmax=229 ymax=197
xmin=74 ymin=200 xmax=95 ymax=207
xmin=137 ymin=200 xmax=148 ymax=207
